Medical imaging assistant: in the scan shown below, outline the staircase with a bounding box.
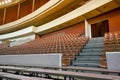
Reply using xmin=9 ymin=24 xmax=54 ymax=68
xmin=72 ymin=37 xmax=104 ymax=68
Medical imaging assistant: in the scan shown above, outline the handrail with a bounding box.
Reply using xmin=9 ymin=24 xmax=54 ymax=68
xmin=0 ymin=72 xmax=52 ymax=80
xmin=1 ymin=65 xmax=120 ymax=74
xmin=0 ymin=66 xmax=120 ymax=80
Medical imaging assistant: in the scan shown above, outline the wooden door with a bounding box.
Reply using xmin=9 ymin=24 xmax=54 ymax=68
xmin=91 ymin=20 xmax=109 ymax=38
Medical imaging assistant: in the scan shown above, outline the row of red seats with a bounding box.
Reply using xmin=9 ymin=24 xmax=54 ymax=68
xmin=0 ymin=33 xmax=89 ymax=66
xmin=104 ymin=32 xmax=120 ymax=51
xmin=104 ymin=32 xmax=120 ymax=44
xmin=0 ymin=44 xmax=9 ymax=50
xmin=100 ymin=31 xmax=120 ymax=68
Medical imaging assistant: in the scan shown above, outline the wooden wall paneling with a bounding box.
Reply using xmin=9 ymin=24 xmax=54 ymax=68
xmin=109 ymin=11 xmax=120 ymax=32
xmin=0 ymin=9 xmax=4 ymax=25
xmin=91 ymin=20 xmax=109 ymax=38
xmin=91 ymin=23 xmax=97 ymax=37
xmin=41 ymin=22 xmax=85 ymax=38
xmin=32 ymin=0 xmax=35 ymax=12
xmin=17 ymin=3 xmax=20 ymax=19
xmin=3 ymin=8 xmax=6 ymax=24
xmin=5 ymin=5 xmax=18 ymax=24
xmin=101 ymin=20 xmax=109 ymax=36
xmin=34 ymin=0 xmax=49 ymax=11
xmin=19 ymin=0 xmax=33 ymax=18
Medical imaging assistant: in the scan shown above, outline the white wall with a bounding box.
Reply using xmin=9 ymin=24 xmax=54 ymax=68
xmin=0 ymin=26 xmax=35 ymax=40
xmin=106 ymin=52 xmax=120 ymax=70
xmin=9 ymin=34 xmax=35 ymax=42
xmin=0 ymin=54 xmax=62 ymax=67
xmin=9 ymin=34 xmax=35 ymax=47
xmin=85 ymin=20 xmax=91 ymax=38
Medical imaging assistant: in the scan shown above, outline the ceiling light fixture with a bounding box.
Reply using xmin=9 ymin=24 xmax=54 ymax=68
xmin=0 ymin=0 xmax=12 ymax=6
xmin=2 ymin=2 xmax=5 ymax=5
xmin=5 ymin=0 xmax=8 ymax=4
xmin=8 ymin=0 xmax=11 ymax=2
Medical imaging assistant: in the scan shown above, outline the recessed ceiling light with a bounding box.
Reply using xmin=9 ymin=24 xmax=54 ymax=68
xmin=2 ymin=2 xmax=5 ymax=5
xmin=0 ymin=0 xmax=12 ymax=6
xmin=8 ymin=0 xmax=11 ymax=2
xmin=5 ymin=0 xmax=8 ymax=4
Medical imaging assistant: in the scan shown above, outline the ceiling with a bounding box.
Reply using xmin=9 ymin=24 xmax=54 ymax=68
xmin=33 ymin=0 xmax=90 ymax=27
xmin=0 ymin=0 xmax=24 ymax=9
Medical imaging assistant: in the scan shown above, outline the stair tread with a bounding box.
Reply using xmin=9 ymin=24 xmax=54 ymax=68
xmin=82 ymin=49 xmax=103 ymax=52
xmin=84 ymin=45 xmax=103 ymax=48
xmin=73 ymin=61 xmax=100 ymax=63
xmin=76 ymin=58 xmax=101 ymax=61
xmin=79 ymin=52 xmax=102 ymax=55
xmin=72 ymin=63 xmax=100 ymax=67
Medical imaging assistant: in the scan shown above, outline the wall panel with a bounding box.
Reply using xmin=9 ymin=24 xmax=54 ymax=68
xmin=0 ymin=0 xmax=49 ymax=24
xmin=109 ymin=12 xmax=120 ymax=32
xmin=19 ymin=0 xmax=33 ymax=18
xmin=0 ymin=54 xmax=62 ymax=67
xmin=0 ymin=9 xmax=4 ymax=25
xmin=5 ymin=5 xmax=18 ymax=23
xmin=42 ymin=22 xmax=85 ymax=38
xmin=34 ymin=0 xmax=49 ymax=11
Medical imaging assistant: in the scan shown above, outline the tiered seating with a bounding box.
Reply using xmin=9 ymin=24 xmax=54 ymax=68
xmin=100 ymin=31 xmax=120 ymax=68
xmin=0 ymin=33 xmax=89 ymax=66
xmin=0 ymin=43 xmax=9 ymax=49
